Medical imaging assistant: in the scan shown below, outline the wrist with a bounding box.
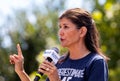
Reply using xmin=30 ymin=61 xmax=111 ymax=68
xmin=15 ymin=70 xmax=31 ymax=81
xmin=16 ymin=70 xmax=25 ymax=75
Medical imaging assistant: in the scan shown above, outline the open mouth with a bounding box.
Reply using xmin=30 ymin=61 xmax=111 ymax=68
xmin=60 ymin=38 xmax=64 ymax=42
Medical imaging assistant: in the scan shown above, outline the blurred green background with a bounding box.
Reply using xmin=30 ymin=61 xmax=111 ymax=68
xmin=0 ymin=0 xmax=120 ymax=81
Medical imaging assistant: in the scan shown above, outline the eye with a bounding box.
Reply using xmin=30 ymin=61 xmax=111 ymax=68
xmin=64 ymin=25 xmax=69 ymax=29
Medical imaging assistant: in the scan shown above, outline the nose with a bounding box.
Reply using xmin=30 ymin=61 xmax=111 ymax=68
xmin=58 ymin=28 xmax=64 ymax=37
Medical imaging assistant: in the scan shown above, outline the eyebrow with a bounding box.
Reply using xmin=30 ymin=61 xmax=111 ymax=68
xmin=59 ymin=23 xmax=69 ymax=26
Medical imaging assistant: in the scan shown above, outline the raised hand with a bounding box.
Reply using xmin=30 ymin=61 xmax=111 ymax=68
xmin=9 ymin=44 xmax=31 ymax=81
xmin=9 ymin=44 xmax=24 ymax=73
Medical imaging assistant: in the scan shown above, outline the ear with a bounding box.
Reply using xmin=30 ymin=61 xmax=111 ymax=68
xmin=79 ymin=26 xmax=87 ymax=37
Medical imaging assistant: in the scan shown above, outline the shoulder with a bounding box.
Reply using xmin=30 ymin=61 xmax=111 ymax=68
xmin=92 ymin=53 xmax=106 ymax=63
xmin=86 ymin=53 xmax=107 ymax=68
xmin=89 ymin=53 xmax=108 ymax=68
xmin=85 ymin=53 xmax=108 ymax=81
xmin=86 ymin=53 xmax=108 ymax=74
xmin=89 ymin=52 xmax=105 ymax=61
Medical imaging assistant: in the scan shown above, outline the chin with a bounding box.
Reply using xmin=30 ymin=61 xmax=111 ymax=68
xmin=61 ymin=43 xmax=68 ymax=47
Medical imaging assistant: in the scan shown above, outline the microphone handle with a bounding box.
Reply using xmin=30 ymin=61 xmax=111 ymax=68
xmin=34 ymin=72 xmax=43 ymax=81
xmin=34 ymin=57 xmax=53 ymax=81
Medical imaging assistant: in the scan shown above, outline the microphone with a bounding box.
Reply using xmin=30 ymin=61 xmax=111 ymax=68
xmin=34 ymin=47 xmax=60 ymax=81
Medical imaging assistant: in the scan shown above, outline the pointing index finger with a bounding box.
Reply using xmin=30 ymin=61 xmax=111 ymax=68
xmin=17 ymin=44 xmax=23 ymax=57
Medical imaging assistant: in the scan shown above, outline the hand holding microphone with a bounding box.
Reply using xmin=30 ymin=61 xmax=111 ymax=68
xmin=34 ymin=47 xmax=60 ymax=81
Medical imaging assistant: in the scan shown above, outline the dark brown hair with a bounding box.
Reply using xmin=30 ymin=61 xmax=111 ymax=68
xmin=59 ymin=8 xmax=109 ymax=61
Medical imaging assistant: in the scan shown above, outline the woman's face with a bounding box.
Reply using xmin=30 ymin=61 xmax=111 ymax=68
xmin=58 ymin=18 xmax=81 ymax=48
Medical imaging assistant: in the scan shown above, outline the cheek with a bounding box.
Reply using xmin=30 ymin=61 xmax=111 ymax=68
xmin=67 ymin=31 xmax=80 ymax=41
xmin=68 ymin=33 xmax=74 ymax=38
xmin=67 ymin=30 xmax=79 ymax=37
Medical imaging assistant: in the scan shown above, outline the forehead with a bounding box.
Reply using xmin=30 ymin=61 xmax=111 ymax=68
xmin=59 ymin=18 xmax=73 ymax=25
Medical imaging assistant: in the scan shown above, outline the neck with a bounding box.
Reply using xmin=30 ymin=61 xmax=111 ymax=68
xmin=68 ymin=42 xmax=90 ymax=60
